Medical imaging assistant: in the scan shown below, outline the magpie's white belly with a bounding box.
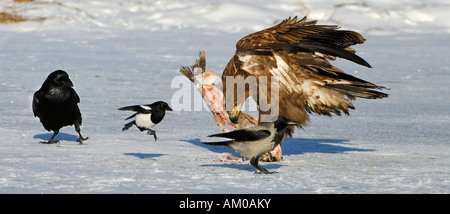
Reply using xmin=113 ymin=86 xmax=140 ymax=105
xmin=135 ymin=113 xmax=155 ymax=129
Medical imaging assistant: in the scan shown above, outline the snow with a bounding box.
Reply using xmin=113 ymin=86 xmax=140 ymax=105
xmin=1 ymin=0 xmax=449 ymax=193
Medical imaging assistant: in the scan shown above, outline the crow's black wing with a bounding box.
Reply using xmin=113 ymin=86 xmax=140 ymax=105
xmin=32 ymin=91 xmax=44 ymax=117
xmin=208 ymin=129 xmax=271 ymax=141
xmin=69 ymin=87 xmax=80 ymax=103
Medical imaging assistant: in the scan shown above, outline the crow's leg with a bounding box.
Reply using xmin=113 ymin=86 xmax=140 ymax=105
xmin=250 ymin=156 xmax=277 ymax=174
xmin=40 ymin=130 xmax=60 ymax=144
xmin=146 ymin=129 xmax=157 ymax=141
xmin=75 ymin=122 xmax=88 ymax=143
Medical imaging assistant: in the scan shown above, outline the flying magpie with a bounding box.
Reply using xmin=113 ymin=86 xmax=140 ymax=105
xmin=204 ymin=116 xmax=299 ymax=174
xmin=32 ymin=70 xmax=88 ymax=144
xmin=118 ymin=101 xmax=172 ymax=141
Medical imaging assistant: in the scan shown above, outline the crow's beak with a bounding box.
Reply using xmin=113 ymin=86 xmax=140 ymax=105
xmin=166 ymin=106 xmax=173 ymax=111
xmin=66 ymin=79 xmax=74 ymax=87
xmin=227 ymin=103 xmax=242 ymax=124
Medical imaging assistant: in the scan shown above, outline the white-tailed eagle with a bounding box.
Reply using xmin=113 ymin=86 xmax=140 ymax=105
xmin=180 ymin=16 xmax=388 ymax=162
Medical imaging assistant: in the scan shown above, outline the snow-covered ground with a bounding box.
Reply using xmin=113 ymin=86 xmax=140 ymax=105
xmin=0 ymin=0 xmax=449 ymax=193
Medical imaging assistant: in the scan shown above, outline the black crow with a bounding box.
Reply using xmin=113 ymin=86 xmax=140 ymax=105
xmin=32 ymin=70 xmax=88 ymax=144
xmin=118 ymin=101 xmax=172 ymax=141
xmin=204 ymin=116 xmax=299 ymax=174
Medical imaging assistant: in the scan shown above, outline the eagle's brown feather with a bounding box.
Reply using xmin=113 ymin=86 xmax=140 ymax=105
xmin=222 ymin=16 xmax=388 ymax=137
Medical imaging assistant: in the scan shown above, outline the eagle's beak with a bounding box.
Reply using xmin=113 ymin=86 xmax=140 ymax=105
xmin=227 ymin=103 xmax=242 ymax=124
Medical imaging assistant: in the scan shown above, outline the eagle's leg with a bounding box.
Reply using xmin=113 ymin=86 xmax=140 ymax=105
xmin=147 ymin=129 xmax=157 ymax=141
xmin=75 ymin=122 xmax=88 ymax=143
xmin=40 ymin=130 xmax=60 ymax=144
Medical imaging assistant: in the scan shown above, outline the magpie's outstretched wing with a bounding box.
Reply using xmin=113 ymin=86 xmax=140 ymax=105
xmin=118 ymin=105 xmax=152 ymax=114
xmin=124 ymin=113 xmax=138 ymax=120
xmin=208 ymin=129 xmax=271 ymax=141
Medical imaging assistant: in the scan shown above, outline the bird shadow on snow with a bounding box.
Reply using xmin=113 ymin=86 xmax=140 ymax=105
xmin=123 ymin=153 xmax=165 ymax=159
xmin=184 ymin=137 xmax=374 ymax=156
xmin=281 ymin=138 xmax=374 ymax=155
xmin=182 ymin=138 xmax=374 ymax=172
xmin=33 ymin=132 xmax=79 ymax=143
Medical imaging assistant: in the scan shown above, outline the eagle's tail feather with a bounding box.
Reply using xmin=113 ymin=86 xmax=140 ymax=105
xmin=305 ymin=80 xmax=388 ymax=117
xmin=326 ymin=84 xmax=388 ymax=100
xmin=313 ymin=66 xmax=389 ymax=100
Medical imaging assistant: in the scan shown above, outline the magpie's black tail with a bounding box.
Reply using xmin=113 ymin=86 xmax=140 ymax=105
xmin=122 ymin=121 xmax=135 ymax=131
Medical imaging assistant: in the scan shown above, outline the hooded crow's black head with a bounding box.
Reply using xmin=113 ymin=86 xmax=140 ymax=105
xmin=271 ymin=116 xmax=299 ymax=145
xmin=273 ymin=116 xmax=299 ymax=131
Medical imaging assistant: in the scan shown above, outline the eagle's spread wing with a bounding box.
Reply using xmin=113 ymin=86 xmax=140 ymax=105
xmin=222 ymin=16 xmax=388 ymax=135
xmin=235 ymin=16 xmax=371 ymax=68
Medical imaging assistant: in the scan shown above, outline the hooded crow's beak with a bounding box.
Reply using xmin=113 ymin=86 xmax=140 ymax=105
xmin=276 ymin=116 xmax=300 ymax=126
xmin=284 ymin=117 xmax=300 ymax=126
xmin=287 ymin=121 xmax=299 ymax=126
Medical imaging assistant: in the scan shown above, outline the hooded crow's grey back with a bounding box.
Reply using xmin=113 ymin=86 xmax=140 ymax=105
xmin=205 ymin=116 xmax=298 ymax=174
xmin=32 ymin=70 xmax=88 ymax=144
xmin=118 ymin=101 xmax=172 ymax=141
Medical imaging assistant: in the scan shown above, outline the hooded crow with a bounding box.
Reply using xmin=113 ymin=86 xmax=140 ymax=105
xmin=32 ymin=70 xmax=88 ymax=144
xmin=118 ymin=101 xmax=172 ymax=141
xmin=204 ymin=116 xmax=298 ymax=174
